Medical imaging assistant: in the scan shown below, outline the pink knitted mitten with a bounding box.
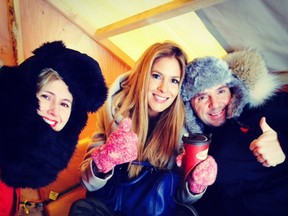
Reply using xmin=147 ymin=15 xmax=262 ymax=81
xmin=91 ymin=118 xmax=138 ymax=173
xmin=187 ymin=156 xmax=217 ymax=194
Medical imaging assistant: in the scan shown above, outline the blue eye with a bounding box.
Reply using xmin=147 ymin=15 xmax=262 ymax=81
xmin=171 ymin=79 xmax=180 ymax=84
xmin=152 ymin=73 xmax=161 ymax=79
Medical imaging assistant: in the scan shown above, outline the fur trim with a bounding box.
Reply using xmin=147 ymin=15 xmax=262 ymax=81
xmin=181 ymin=57 xmax=234 ymax=102
xmin=182 ymin=49 xmax=282 ymax=134
xmin=181 ymin=57 xmax=248 ymax=134
xmin=184 ymin=102 xmax=203 ymax=133
xmin=224 ymin=48 xmax=282 ymax=107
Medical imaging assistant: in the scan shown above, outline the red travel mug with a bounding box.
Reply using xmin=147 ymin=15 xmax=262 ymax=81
xmin=182 ymin=133 xmax=211 ymax=180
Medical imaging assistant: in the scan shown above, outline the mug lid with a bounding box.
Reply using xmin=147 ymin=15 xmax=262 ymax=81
xmin=182 ymin=133 xmax=211 ymax=144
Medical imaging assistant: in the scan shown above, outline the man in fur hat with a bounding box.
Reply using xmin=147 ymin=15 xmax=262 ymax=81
xmin=181 ymin=50 xmax=288 ymax=216
xmin=0 ymin=41 xmax=107 ymax=215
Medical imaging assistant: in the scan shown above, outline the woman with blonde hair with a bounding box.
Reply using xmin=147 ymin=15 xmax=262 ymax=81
xmin=0 ymin=41 xmax=107 ymax=216
xmin=70 ymin=42 xmax=216 ymax=216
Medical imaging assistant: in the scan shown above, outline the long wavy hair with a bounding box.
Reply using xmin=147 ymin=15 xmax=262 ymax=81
xmin=112 ymin=42 xmax=187 ymax=177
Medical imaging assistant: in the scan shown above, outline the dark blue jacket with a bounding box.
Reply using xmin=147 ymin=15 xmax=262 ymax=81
xmin=197 ymin=92 xmax=288 ymax=216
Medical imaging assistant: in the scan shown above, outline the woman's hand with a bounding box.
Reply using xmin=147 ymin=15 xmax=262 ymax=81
xmin=91 ymin=118 xmax=138 ymax=173
xmin=187 ymin=156 xmax=217 ymax=194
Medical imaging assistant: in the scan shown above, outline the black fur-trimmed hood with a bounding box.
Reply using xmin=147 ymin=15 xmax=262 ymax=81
xmin=0 ymin=41 xmax=108 ymax=188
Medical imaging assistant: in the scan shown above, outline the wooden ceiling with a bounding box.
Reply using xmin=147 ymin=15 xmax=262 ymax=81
xmin=1 ymin=0 xmax=288 ymax=77
xmin=44 ymin=0 xmax=227 ymax=67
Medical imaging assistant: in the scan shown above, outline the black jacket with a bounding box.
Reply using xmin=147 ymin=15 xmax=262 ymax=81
xmin=194 ymin=50 xmax=288 ymax=216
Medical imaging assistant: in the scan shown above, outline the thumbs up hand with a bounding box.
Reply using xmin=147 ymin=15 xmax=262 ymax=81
xmin=249 ymin=117 xmax=285 ymax=167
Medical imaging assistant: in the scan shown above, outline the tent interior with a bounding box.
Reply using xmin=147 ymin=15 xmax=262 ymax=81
xmin=0 ymin=0 xmax=287 ymax=215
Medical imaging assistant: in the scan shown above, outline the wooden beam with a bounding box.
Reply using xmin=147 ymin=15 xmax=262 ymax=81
xmin=44 ymin=0 xmax=226 ymax=68
xmin=0 ymin=0 xmax=14 ymax=66
xmin=5 ymin=0 xmax=23 ymax=65
xmin=100 ymin=39 xmax=135 ymax=68
xmin=12 ymin=0 xmax=24 ymax=64
xmin=44 ymin=0 xmax=96 ymax=36
xmin=94 ymin=0 xmax=226 ymax=40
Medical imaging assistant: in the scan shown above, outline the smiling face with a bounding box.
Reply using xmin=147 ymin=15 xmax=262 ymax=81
xmin=36 ymin=79 xmax=73 ymax=131
xmin=191 ymin=84 xmax=232 ymax=127
xmin=147 ymin=56 xmax=181 ymax=118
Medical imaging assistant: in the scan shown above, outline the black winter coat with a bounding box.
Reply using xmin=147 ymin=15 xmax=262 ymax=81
xmin=196 ymin=92 xmax=288 ymax=216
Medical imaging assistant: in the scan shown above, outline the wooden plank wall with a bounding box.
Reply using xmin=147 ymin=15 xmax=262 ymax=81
xmin=18 ymin=0 xmax=130 ymax=86
xmin=0 ymin=0 xmax=15 ymax=66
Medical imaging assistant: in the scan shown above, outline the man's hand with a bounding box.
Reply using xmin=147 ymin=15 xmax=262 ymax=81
xmin=249 ymin=117 xmax=285 ymax=167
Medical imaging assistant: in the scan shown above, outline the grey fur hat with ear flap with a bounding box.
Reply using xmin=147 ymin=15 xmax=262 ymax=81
xmin=181 ymin=56 xmax=248 ymax=134
xmin=223 ymin=48 xmax=282 ymax=107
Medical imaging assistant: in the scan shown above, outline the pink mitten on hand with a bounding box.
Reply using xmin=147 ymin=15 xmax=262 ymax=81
xmin=176 ymin=150 xmax=186 ymax=167
xmin=187 ymin=156 xmax=217 ymax=194
xmin=91 ymin=118 xmax=138 ymax=173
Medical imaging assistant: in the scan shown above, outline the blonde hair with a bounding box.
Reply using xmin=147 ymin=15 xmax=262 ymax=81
xmin=113 ymin=42 xmax=187 ymax=177
xmin=37 ymin=68 xmax=63 ymax=92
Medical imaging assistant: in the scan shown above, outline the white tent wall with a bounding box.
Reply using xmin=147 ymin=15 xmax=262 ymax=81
xmin=196 ymin=0 xmax=288 ymax=72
